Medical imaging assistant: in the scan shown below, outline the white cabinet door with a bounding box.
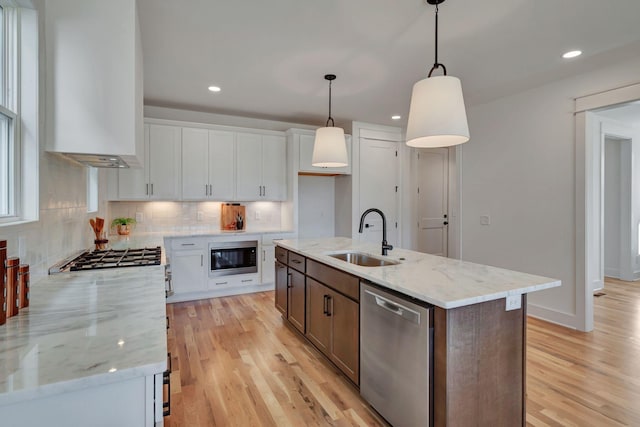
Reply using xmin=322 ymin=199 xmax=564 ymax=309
xmin=299 ymin=133 xmax=352 ymax=175
xmin=182 ymin=127 xmax=210 ymax=200
xmin=148 ymin=124 xmax=181 ymax=200
xmin=171 ymin=250 xmax=206 ymax=294
xmin=235 ymin=133 xmax=263 ymax=200
xmin=118 ymin=125 xmax=150 ymax=200
xmin=261 ymin=245 xmax=275 ymax=284
xmin=261 ymin=135 xmax=287 ymax=200
xmin=209 ymin=130 xmax=235 ymax=200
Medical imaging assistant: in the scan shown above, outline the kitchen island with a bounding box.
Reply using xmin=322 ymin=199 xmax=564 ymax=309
xmin=274 ymin=237 xmax=561 ymax=427
xmin=0 ymin=265 xmax=168 ymax=426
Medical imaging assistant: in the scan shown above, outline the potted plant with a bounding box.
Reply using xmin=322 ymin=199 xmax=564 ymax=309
xmin=111 ymin=217 xmax=136 ymax=235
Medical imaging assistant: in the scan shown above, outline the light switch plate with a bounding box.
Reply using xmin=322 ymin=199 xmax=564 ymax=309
xmin=135 ymin=212 xmax=144 ymax=223
xmin=255 ymin=210 xmax=261 ymax=220
xmin=197 ymin=211 xmax=204 ymax=221
xmin=506 ymin=295 xmax=521 ymax=311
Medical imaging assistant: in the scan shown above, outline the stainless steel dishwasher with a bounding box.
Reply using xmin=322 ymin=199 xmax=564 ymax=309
xmin=360 ymin=282 xmax=433 ymax=427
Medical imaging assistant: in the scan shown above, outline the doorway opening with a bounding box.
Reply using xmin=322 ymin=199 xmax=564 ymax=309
xmin=576 ymin=88 xmax=640 ymax=332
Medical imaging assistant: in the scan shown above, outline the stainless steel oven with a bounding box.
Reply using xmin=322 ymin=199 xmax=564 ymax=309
xmin=208 ymin=240 xmax=258 ymax=277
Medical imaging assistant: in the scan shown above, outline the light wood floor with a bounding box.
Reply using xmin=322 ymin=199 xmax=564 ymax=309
xmin=165 ymin=277 xmax=640 ymax=426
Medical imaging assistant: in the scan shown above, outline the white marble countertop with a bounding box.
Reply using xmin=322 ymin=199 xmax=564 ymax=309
xmin=276 ymin=237 xmax=561 ymax=309
xmin=0 ymin=266 xmax=167 ymax=406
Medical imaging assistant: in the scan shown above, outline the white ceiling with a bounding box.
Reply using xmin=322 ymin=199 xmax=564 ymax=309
xmin=137 ymin=0 xmax=640 ymax=128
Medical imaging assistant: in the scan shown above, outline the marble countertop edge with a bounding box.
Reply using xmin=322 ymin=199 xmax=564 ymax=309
xmin=0 ymin=359 xmax=167 ymax=407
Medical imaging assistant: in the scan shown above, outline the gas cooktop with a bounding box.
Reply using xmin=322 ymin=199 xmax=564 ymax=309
xmin=49 ymin=247 xmax=162 ymax=274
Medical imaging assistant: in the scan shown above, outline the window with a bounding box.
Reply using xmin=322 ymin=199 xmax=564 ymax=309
xmin=0 ymin=2 xmax=38 ymax=225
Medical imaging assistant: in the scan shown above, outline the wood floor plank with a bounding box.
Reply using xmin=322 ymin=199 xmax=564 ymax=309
xmin=165 ymin=277 xmax=640 ymax=426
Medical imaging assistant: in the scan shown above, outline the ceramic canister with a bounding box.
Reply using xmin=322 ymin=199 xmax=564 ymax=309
xmin=0 ymin=240 xmax=6 ymax=325
xmin=6 ymin=257 xmax=20 ymax=317
xmin=18 ymin=264 xmax=29 ymax=309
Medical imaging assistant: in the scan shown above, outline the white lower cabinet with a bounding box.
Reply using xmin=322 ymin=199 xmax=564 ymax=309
xmin=165 ymin=234 xmax=291 ymax=303
xmin=0 ymin=374 xmax=164 ymax=427
xmin=171 ymin=250 xmax=206 ymax=294
xmin=261 ymin=244 xmax=276 ymax=284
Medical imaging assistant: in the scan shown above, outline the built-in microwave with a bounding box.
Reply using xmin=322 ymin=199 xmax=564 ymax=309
xmin=209 ymin=240 xmax=258 ymax=277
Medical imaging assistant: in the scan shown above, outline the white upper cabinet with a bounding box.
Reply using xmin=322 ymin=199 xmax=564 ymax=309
xmin=118 ymin=124 xmax=181 ymax=200
xmin=182 ymin=128 xmax=235 ymax=200
xmin=296 ymin=131 xmax=352 ymax=175
xmin=236 ymin=133 xmax=287 ymax=201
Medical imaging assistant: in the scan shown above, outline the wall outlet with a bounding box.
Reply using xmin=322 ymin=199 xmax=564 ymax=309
xmin=480 ymin=215 xmax=491 ymax=225
xmin=506 ymin=295 xmax=521 ymax=311
xmin=135 ymin=212 xmax=144 ymax=223
xmin=255 ymin=210 xmax=261 ymax=220
xmin=197 ymin=211 xmax=204 ymax=221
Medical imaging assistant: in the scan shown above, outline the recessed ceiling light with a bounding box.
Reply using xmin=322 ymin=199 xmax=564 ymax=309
xmin=208 ymin=86 xmax=221 ymax=92
xmin=391 ymin=115 xmax=401 ymax=120
xmin=562 ymin=50 xmax=582 ymax=59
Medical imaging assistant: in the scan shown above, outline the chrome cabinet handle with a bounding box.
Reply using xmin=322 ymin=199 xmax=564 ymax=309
xmin=181 ymin=243 xmax=195 ymax=246
xmin=216 ymin=281 xmax=228 ymax=286
xmin=146 ymin=183 xmax=149 ymax=195
xmin=263 ymin=250 xmax=266 ymax=262
xmin=151 ymin=183 xmax=154 ymax=195
xmin=241 ymin=279 xmax=253 ymax=283
xmin=200 ymin=254 xmax=203 ymax=266
xmin=209 ymin=184 xmax=212 ymax=196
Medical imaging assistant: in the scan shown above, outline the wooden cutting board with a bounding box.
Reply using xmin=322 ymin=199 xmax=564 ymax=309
xmin=221 ymin=204 xmax=246 ymax=230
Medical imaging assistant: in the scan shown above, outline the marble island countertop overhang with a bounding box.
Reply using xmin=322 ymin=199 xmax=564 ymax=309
xmin=276 ymin=237 xmax=561 ymax=309
xmin=0 ymin=265 xmax=168 ymax=406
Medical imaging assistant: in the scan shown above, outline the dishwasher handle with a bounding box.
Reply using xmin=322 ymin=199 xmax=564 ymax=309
xmin=365 ymin=289 xmax=421 ymax=325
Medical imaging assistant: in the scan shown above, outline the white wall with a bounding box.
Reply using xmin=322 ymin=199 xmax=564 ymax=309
xmin=462 ymin=54 xmax=640 ymax=329
xmin=603 ymin=139 xmax=622 ymax=278
xmin=298 ymin=176 xmax=335 ymax=238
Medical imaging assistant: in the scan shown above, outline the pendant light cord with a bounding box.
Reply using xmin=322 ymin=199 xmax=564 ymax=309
xmin=428 ymin=1 xmax=447 ymax=77
xmin=326 ymin=79 xmax=334 ymax=127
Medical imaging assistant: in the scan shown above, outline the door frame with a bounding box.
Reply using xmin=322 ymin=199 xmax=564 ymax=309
xmin=575 ymin=82 xmax=640 ymax=332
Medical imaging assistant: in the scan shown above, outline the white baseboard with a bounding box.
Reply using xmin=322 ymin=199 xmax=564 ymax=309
xmin=527 ymin=303 xmax=579 ymax=330
xmin=604 ymin=267 xmax=620 ymax=278
xmin=167 ymin=282 xmax=274 ymax=304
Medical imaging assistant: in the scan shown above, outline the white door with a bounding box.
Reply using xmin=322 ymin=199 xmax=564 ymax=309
xmin=261 ymin=135 xmax=287 ymax=200
xmin=148 ymin=124 xmax=181 ymax=200
xmin=181 ymin=127 xmax=209 ymax=200
xmin=209 ymin=130 xmax=236 ymax=200
xmin=358 ymin=138 xmax=398 ymax=247
xmin=236 ymin=133 xmax=263 ymax=200
xmin=416 ymin=148 xmax=449 ymax=256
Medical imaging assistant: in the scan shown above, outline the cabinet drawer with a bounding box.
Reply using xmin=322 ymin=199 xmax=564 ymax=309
xmin=288 ymin=252 xmax=306 ymax=273
xmin=306 ymin=259 xmax=359 ymax=302
xmin=275 ymin=246 xmax=288 ymax=264
xmin=207 ymin=274 xmax=259 ymax=289
xmin=171 ymin=238 xmax=206 ymax=251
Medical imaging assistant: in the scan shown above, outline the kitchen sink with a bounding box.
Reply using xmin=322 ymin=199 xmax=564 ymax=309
xmin=328 ymin=252 xmax=399 ymax=267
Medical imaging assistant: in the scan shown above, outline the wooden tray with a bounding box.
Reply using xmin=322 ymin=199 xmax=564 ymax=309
xmin=221 ymin=204 xmax=246 ymax=230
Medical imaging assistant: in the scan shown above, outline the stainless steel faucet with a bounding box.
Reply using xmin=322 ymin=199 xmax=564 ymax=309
xmin=358 ymin=208 xmax=393 ymax=256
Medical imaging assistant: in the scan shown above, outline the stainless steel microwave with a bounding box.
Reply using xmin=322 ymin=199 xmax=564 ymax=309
xmin=208 ymin=240 xmax=258 ymax=277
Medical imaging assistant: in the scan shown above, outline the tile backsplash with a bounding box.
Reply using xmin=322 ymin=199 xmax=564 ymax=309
xmin=108 ymin=201 xmax=283 ymax=233
xmin=0 ymin=154 xmax=108 ymax=280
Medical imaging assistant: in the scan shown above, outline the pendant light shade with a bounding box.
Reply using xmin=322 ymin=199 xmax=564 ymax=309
xmin=312 ymin=74 xmax=348 ymax=167
xmin=406 ymin=0 xmax=470 ymax=148
xmin=406 ymin=75 xmax=469 ymax=147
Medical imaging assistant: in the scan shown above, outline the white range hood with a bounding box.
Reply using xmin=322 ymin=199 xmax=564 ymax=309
xmin=44 ymin=0 xmax=144 ymax=168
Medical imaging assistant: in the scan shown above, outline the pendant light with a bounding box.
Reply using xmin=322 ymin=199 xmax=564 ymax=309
xmin=312 ymin=74 xmax=348 ymax=167
xmin=406 ymin=0 xmax=469 ymax=148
